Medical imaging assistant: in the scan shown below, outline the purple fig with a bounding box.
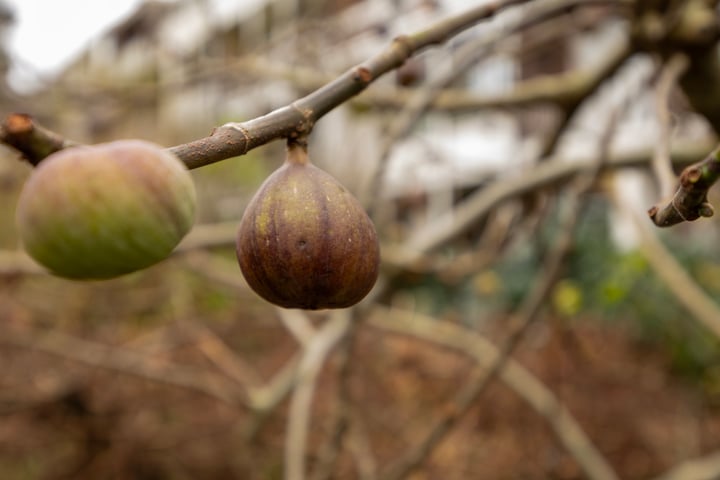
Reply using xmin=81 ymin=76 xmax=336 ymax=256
xmin=236 ymin=143 xmax=379 ymax=309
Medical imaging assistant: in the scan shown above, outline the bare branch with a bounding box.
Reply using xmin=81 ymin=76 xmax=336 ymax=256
xmin=175 ymin=221 xmax=238 ymax=251
xmin=285 ymin=310 xmax=353 ymax=480
xmin=674 ymin=2 xmax=720 ymax=135
xmin=654 ymin=451 xmax=720 ymax=480
xmin=243 ymin=353 xmax=302 ymax=441
xmin=0 ymin=113 xmax=78 ymax=166
xmin=0 ymin=327 xmax=248 ymax=407
xmin=1 ymin=139 xmax=713 ymax=279
xmin=367 ymin=0 xmax=630 ymax=206
xmin=379 ymin=99 xmax=626 ymax=480
xmin=278 ymin=308 xmax=318 ymax=347
xmin=367 ymin=307 xmax=619 ymax=480
xmin=54 ymin=51 xmax=641 ymax=115
xmin=309 ymin=317 xmax=362 ymax=480
xmin=0 ymin=249 xmax=44 ymax=275
xmin=1 ymin=0 xmax=537 ymax=169
xmin=346 ymin=419 xmax=379 ymax=480
xmin=194 ymin=323 xmax=264 ymax=388
xmin=648 ymin=146 xmax=720 ymax=226
xmin=379 ymin=151 xmax=602 ymax=480
xmin=653 ymin=53 xmax=690 ymax=198
xmin=628 ymin=207 xmax=720 ymax=339
xmin=390 ymin=139 xmax=713 ymax=266
xmin=539 ymin=40 xmax=632 ymax=157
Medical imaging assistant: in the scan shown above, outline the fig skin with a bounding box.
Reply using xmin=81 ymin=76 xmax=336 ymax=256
xmin=16 ymin=140 xmax=196 ymax=279
xmin=236 ymin=146 xmax=380 ymax=310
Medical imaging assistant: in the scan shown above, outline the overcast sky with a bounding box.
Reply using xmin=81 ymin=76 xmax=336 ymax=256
xmin=4 ymin=0 xmax=149 ymax=92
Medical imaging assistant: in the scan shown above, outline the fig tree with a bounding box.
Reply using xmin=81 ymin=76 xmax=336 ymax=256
xmin=16 ymin=140 xmax=196 ymax=279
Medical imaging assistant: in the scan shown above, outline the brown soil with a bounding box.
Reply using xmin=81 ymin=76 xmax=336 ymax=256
xmin=1 ymin=273 xmax=718 ymax=479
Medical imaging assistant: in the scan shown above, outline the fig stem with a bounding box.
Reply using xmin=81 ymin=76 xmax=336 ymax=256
xmin=286 ymin=138 xmax=310 ymax=166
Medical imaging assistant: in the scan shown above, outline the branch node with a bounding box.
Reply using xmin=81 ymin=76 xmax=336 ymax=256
xmin=353 ymin=66 xmax=373 ymax=84
xmin=649 ymin=146 xmax=720 ymax=227
xmin=684 ymin=166 xmax=702 ymax=184
xmin=288 ymin=102 xmax=315 ymax=136
xmin=671 ymin=197 xmax=690 ymax=222
xmin=223 ymin=122 xmax=252 ymax=153
xmin=1 ymin=113 xmax=74 ymax=166
xmin=4 ymin=112 xmax=33 ymax=134
xmin=391 ymin=35 xmax=414 ymax=59
xmin=699 ymin=202 xmax=714 ymax=218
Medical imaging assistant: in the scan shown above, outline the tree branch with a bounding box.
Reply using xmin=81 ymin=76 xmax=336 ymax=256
xmin=379 ymin=99 xmax=620 ymax=480
xmin=674 ymin=2 xmax=720 ymax=135
xmin=1 ymin=140 xmax=712 ymax=278
xmin=648 ymin=146 xmax=720 ymax=227
xmin=652 ymin=53 xmax=689 ymax=198
xmin=390 ymin=139 xmax=713 ymax=266
xmin=0 ymin=326 xmax=249 ymax=407
xmin=285 ymin=310 xmax=353 ymax=480
xmin=367 ymin=306 xmax=619 ymax=480
xmin=1 ymin=0 xmax=534 ymax=169
xmin=628 ymin=207 xmax=720 ymax=339
xmin=0 ymin=113 xmax=78 ymax=166
xmin=654 ymin=451 xmax=720 ymax=480
xmin=367 ymin=0 xmax=630 ymax=206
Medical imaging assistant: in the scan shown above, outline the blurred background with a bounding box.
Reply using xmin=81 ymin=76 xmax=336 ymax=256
xmin=2 ymin=0 xmax=720 ymax=478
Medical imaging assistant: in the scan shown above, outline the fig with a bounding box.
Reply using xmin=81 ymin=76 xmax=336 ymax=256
xmin=236 ymin=142 xmax=380 ymax=309
xmin=16 ymin=140 xmax=196 ymax=279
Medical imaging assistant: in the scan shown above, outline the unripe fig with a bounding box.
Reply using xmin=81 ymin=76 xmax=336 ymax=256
xmin=236 ymin=143 xmax=380 ymax=310
xmin=16 ymin=140 xmax=196 ymax=279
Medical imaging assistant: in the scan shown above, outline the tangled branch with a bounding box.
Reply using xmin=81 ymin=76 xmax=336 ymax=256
xmin=1 ymin=0 xmax=536 ymax=169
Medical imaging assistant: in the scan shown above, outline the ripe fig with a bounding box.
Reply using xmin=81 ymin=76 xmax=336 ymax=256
xmin=16 ymin=140 xmax=196 ymax=279
xmin=236 ymin=142 xmax=380 ymax=310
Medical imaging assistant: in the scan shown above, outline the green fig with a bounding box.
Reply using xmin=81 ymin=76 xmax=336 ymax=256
xmin=236 ymin=143 xmax=380 ymax=309
xmin=16 ymin=140 xmax=196 ymax=279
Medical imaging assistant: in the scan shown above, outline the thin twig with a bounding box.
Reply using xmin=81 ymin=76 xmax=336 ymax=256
xmin=366 ymin=0 xmax=630 ymax=207
xmin=1 ymin=136 xmax=713 ymax=279
xmin=653 ymin=53 xmax=689 ymax=198
xmin=175 ymin=221 xmax=238 ymax=251
xmin=0 ymin=113 xmax=78 ymax=166
xmin=285 ymin=310 xmax=353 ymax=480
xmin=0 ymin=327 xmax=248 ymax=407
xmin=182 ymin=251 xmax=356 ymax=450
xmin=278 ymin=308 xmax=318 ymax=347
xmin=309 ymin=319 xmax=363 ymax=480
xmin=122 ymin=320 xmax=203 ymax=354
xmin=2 ymin=0 xmax=537 ymax=169
xmin=538 ymin=39 xmax=631 ymax=157
xmin=176 ymin=251 xmax=308 ymax=436
xmin=653 ymin=450 xmax=720 ymax=480
xmin=379 ymin=93 xmax=628 ymax=480
xmin=389 ymin=139 xmax=713 ymax=267
xmin=181 ymin=250 xmax=359 ymax=454
xmin=0 ymin=135 xmax=712 ymax=280
xmin=55 ymin=51 xmax=641 ymax=115
xmin=648 ymin=146 xmax=720 ymax=227
xmin=367 ymin=306 xmax=619 ymax=480
xmin=378 ymin=174 xmax=597 ymax=480
xmin=194 ymin=323 xmax=264 ymax=387
xmin=627 ymin=207 xmax=720 ymax=339
xmin=243 ymin=353 xmax=302 ymax=441
xmin=346 ymin=418 xmax=379 ymax=480
xmin=0 ymin=249 xmax=44 ymax=275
